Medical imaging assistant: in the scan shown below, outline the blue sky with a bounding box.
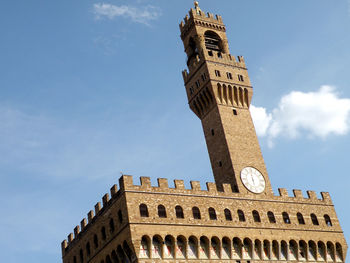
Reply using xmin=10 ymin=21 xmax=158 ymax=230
xmin=1 ymin=0 xmax=350 ymax=262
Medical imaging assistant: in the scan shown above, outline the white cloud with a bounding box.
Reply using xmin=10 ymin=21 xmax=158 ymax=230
xmin=93 ymin=3 xmax=161 ymax=25
xmin=251 ymin=86 xmax=350 ymax=147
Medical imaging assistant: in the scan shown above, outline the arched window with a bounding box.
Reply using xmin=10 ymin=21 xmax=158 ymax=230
xmin=175 ymin=205 xmax=184 ymax=219
xmin=267 ymin=211 xmax=276 ymax=223
xmin=282 ymin=212 xmax=291 ymax=224
xmin=140 ymin=236 xmax=150 ymax=258
xmin=158 ymin=205 xmax=167 ymax=218
xmin=209 ymin=207 xmax=217 ymax=220
xmin=109 ymin=218 xmax=115 ymax=233
xmin=101 ymin=226 xmax=106 ymax=240
xmin=224 ymin=208 xmax=232 ymax=221
xmin=311 ymin=213 xmax=319 ymax=225
xmin=93 ymin=234 xmax=98 ymax=248
xmin=79 ymin=249 xmax=84 ymax=263
xmin=324 ymin=214 xmax=332 ymax=226
xmin=118 ymin=210 xmax=123 ymax=223
xmin=252 ymin=210 xmax=261 ymax=222
xmin=188 ymin=236 xmax=198 ymax=259
xmin=105 ymin=255 xmax=112 ymax=263
xmin=139 ymin=204 xmax=149 ymax=217
xmin=297 ymin=212 xmax=305 ymax=224
xmin=192 ymin=207 xmax=201 ymax=219
xmin=238 ymin=209 xmax=246 ymax=222
xmin=111 ymin=251 xmax=119 ymax=263
xmin=86 ymin=242 xmax=91 ymax=256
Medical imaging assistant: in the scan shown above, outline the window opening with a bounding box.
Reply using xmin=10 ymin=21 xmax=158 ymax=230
xmin=158 ymin=205 xmax=167 ymax=218
xmin=192 ymin=207 xmax=201 ymax=219
xmin=226 ymin=72 xmax=232 ymax=79
xmin=311 ymin=213 xmax=319 ymax=225
xmin=215 ymin=70 xmax=221 ymax=77
xmin=109 ymin=218 xmax=115 ymax=233
xmin=297 ymin=213 xmax=305 ymax=225
xmin=224 ymin=209 xmax=232 ymax=221
xmin=282 ymin=212 xmax=291 ymax=224
xmin=253 ymin=210 xmax=261 ymax=222
xmin=139 ymin=204 xmax=149 ymax=217
xmin=324 ymin=214 xmax=332 ymax=226
xmin=175 ymin=205 xmax=184 ymax=219
xmin=233 ymin=109 xmax=238 ymax=115
xmin=238 ymin=210 xmax=246 ymax=222
xmin=209 ymin=207 xmax=217 ymax=220
xmin=101 ymin=226 xmax=106 ymax=240
xmin=267 ymin=211 xmax=276 ymax=223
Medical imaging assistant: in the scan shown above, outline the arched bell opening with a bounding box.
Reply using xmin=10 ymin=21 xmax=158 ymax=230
xmin=186 ymin=37 xmax=199 ymax=66
xmin=204 ymin=30 xmax=224 ymax=55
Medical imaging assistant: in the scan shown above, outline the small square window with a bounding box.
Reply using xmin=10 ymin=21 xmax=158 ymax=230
xmin=233 ymin=109 xmax=237 ymax=115
xmin=208 ymin=51 xmax=213 ymax=56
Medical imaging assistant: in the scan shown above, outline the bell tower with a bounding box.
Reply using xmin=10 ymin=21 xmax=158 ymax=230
xmin=180 ymin=2 xmax=273 ymax=196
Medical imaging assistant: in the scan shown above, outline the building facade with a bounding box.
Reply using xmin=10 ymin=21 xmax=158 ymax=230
xmin=61 ymin=2 xmax=347 ymax=263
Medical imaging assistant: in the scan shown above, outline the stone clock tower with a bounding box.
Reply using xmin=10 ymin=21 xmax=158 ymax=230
xmin=180 ymin=2 xmax=272 ymax=196
xmin=61 ymin=3 xmax=347 ymax=263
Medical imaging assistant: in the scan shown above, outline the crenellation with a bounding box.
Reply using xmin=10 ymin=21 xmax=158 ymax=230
xmin=68 ymin=233 xmax=73 ymax=243
xmin=102 ymin=193 xmax=109 ymax=206
xmin=157 ymin=178 xmax=169 ymax=189
xmin=87 ymin=210 xmax=94 ymax=223
xmin=206 ymin=182 xmax=217 ymax=193
xmin=174 ymin=179 xmax=185 ymax=189
xmin=292 ymin=189 xmax=304 ymax=199
xmin=61 ymin=240 xmax=67 ymax=254
xmin=140 ymin=176 xmax=151 ymax=188
xmin=307 ymin=190 xmax=318 ymax=200
xmin=278 ymin=188 xmax=289 ymax=198
xmin=80 ymin=218 xmax=87 ymax=230
xmin=321 ymin=192 xmax=332 ymax=203
xmin=110 ymin=184 xmax=118 ymax=196
xmin=190 ymin=180 xmax=201 ymax=190
xmin=94 ymin=202 xmax=101 ymax=214
xmin=223 ymin=183 xmax=232 ymax=193
xmin=119 ymin=174 xmax=133 ymax=190
xmin=73 ymin=225 xmax=80 ymax=238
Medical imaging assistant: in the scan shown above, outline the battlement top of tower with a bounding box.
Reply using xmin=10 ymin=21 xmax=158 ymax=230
xmin=179 ymin=1 xmax=225 ymax=37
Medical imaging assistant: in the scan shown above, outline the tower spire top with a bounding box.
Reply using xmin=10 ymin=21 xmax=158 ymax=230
xmin=194 ymin=1 xmax=199 ymax=8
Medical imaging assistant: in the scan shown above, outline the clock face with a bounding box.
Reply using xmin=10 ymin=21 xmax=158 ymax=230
xmin=240 ymin=167 xmax=266 ymax=194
